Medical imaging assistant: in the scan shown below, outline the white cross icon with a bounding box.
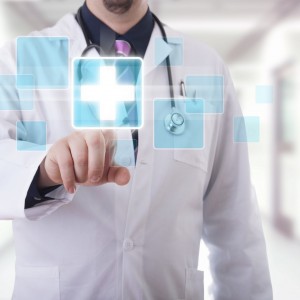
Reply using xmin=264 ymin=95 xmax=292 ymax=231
xmin=80 ymin=66 xmax=135 ymax=121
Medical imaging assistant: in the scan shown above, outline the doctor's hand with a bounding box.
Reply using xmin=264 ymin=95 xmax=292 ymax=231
xmin=38 ymin=130 xmax=131 ymax=193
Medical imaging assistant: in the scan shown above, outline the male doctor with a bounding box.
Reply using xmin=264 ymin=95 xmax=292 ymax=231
xmin=0 ymin=0 xmax=272 ymax=299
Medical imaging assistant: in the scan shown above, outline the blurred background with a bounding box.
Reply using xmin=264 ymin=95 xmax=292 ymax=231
xmin=0 ymin=0 xmax=299 ymax=299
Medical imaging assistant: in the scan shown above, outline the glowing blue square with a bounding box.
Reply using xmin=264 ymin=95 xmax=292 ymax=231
xmin=185 ymin=76 xmax=224 ymax=113
xmin=256 ymin=85 xmax=273 ymax=103
xmin=111 ymin=139 xmax=136 ymax=167
xmin=17 ymin=37 xmax=69 ymax=89
xmin=73 ymin=58 xmax=143 ymax=129
xmin=0 ymin=75 xmax=33 ymax=110
xmin=154 ymin=99 xmax=204 ymax=149
xmin=234 ymin=116 xmax=260 ymax=143
xmin=17 ymin=121 xmax=47 ymax=151
xmin=155 ymin=37 xmax=183 ymax=66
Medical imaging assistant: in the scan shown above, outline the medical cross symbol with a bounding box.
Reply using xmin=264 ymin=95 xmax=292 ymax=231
xmin=80 ymin=66 xmax=135 ymax=121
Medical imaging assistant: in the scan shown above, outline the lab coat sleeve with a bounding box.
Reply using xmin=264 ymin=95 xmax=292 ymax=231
xmin=0 ymin=41 xmax=75 ymax=221
xmin=202 ymin=65 xmax=273 ymax=299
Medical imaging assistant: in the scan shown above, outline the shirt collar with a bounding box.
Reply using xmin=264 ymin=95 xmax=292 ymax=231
xmin=80 ymin=2 xmax=154 ymax=57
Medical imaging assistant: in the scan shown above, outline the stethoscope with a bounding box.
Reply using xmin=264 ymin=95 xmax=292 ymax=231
xmin=75 ymin=8 xmax=186 ymax=135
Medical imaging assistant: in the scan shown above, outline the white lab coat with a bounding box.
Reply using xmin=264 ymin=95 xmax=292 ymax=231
xmin=0 ymin=14 xmax=272 ymax=300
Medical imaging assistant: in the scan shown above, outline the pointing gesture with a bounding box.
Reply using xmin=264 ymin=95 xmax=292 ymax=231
xmin=38 ymin=130 xmax=131 ymax=193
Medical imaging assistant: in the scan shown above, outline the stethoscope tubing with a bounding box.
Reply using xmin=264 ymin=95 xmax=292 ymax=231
xmin=75 ymin=7 xmax=186 ymax=135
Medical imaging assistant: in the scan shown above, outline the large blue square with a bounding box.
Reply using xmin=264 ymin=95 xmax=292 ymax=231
xmin=185 ymin=76 xmax=224 ymax=113
xmin=17 ymin=121 xmax=47 ymax=151
xmin=17 ymin=37 xmax=69 ymax=89
xmin=234 ymin=116 xmax=260 ymax=143
xmin=0 ymin=75 xmax=33 ymax=110
xmin=154 ymin=99 xmax=204 ymax=149
xmin=72 ymin=58 xmax=143 ymax=129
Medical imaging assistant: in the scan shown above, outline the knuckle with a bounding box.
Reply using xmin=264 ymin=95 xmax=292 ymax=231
xmin=74 ymin=154 xmax=88 ymax=167
xmin=54 ymin=139 xmax=65 ymax=149
xmin=63 ymin=178 xmax=74 ymax=186
xmin=61 ymin=159 xmax=73 ymax=170
xmin=69 ymin=131 xmax=82 ymax=142
xmin=88 ymin=134 xmax=102 ymax=148
xmin=72 ymin=131 xmax=82 ymax=138
xmin=90 ymin=167 xmax=104 ymax=178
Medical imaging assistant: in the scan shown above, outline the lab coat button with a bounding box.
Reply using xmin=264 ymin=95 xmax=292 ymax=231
xmin=123 ymin=239 xmax=134 ymax=251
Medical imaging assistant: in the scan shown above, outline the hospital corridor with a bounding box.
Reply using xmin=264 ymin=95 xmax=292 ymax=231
xmin=1 ymin=0 xmax=300 ymax=299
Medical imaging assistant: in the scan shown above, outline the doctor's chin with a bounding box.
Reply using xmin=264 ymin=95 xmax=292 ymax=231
xmin=6 ymin=0 xmax=300 ymax=299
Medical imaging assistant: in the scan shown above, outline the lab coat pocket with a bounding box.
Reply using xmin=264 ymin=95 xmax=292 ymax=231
xmin=174 ymin=150 xmax=208 ymax=173
xmin=185 ymin=268 xmax=204 ymax=300
xmin=13 ymin=265 xmax=60 ymax=300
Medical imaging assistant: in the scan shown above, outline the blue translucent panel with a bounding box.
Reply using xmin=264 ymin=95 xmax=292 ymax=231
xmin=0 ymin=75 xmax=33 ymax=110
xmin=234 ymin=116 xmax=260 ymax=143
xmin=256 ymin=85 xmax=273 ymax=103
xmin=186 ymin=99 xmax=204 ymax=114
xmin=185 ymin=75 xmax=224 ymax=113
xmin=154 ymin=99 xmax=204 ymax=149
xmin=16 ymin=74 xmax=35 ymax=90
xmin=17 ymin=121 xmax=47 ymax=151
xmin=155 ymin=37 xmax=183 ymax=66
xmin=17 ymin=37 xmax=69 ymax=89
xmin=73 ymin=58 xmax=143 ymax=129
xmin=111 ymin=139 xmax=136 ymax=167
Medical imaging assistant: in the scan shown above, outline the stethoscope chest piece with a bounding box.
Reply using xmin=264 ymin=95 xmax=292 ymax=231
xmin=165 ymin=111 xmax=185 ymax=135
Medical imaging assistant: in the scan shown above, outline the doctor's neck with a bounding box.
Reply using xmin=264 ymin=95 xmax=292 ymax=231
xmin=86 ymin=0 xmax=148 ymax=35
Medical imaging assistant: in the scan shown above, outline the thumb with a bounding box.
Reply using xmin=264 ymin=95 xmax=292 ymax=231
xmin=107 ymin=166 xmax=131 ymax=186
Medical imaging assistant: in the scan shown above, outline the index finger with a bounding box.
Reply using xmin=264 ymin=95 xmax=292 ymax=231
xmin=83 ymin=130 xmax=106 ymax=184
xmin=102 ymin=129 xmax=117 ymax=165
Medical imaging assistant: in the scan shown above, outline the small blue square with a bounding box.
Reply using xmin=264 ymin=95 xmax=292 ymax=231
xmin=17 ymin=37 xmax=69 ymax=89
xmin=256 ymin=85 xmax=273 ymax=103
xmin=0 ymin=75 xmax=33 ymax=110
xmin=73 ymin=58 xmax=143 ymax=129
xmin=154 ymin=99 xmax=204 ymax=149
xmin=17 ymin=121 xmax=47 ymax=151
xmin=185 ymin=76 xmax=224 ymax=113
xmin=111 ymin=139 xmax=136 ymax=167
xmin=234 ymin=116 xmax=260 ymax=143
xmin=16 ymin=74 xmax=35 ymax=90
xmin=155 ymin=37 xmax=183 ymax=66
xmin=186 ymin=99 xmax=204 ymax=114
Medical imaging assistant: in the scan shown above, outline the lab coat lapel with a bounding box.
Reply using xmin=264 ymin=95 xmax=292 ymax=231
xmin=143 ymin=23 xmax=182 ymax=76
xmin=67 ymin=13 xmax=99 ymax=58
